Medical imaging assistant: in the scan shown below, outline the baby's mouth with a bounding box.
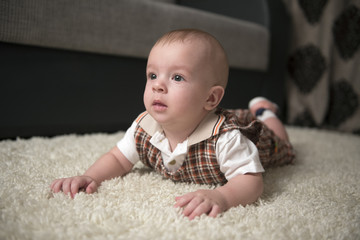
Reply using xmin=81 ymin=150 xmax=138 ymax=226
xmin=153 ymin=100 xmax=167 ymax=110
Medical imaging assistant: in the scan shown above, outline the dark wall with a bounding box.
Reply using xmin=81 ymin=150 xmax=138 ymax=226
xmin=0 ymin=43 xmax=146 ymax=139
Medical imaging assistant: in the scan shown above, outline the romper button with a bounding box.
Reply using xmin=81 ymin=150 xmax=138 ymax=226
xmin=169 ymin=159 xmax=176 ymax=165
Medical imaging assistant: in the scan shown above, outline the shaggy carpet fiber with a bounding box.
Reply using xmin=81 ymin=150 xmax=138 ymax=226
xmin=0 ymin=127 xmax=359 ymax=240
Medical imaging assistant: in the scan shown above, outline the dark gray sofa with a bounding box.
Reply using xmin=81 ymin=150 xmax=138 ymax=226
xmin=0 ymin=0 xmax=289 ymax=139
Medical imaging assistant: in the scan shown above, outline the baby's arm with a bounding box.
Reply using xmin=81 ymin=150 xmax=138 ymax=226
xmin=51 ymin=146 xmax=133 ymax=198
xmin=174 ymin=172 xmax=263 ymax=220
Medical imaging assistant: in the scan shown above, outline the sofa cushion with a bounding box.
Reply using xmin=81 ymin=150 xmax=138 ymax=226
xmin=0 ymin=0 xmax=269 ymax=70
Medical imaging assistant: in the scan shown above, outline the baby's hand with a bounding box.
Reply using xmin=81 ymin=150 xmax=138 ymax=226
xmin=174 ymin=189 xmax=228 ymax=220
xmin=50 ymin=176 xmax=98 ymax=198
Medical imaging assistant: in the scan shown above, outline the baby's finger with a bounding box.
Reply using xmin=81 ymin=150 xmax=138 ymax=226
xmin=50 ymin=180 xmax=57 ymax=190
xmin=188 ymin=202 xmax=212 ymax=220
xmin=51 ymin=179 xmax=64 ymax=193
xmin=208 ymin=204 xmax=221 ymax=218
xmin=174 ymin=193 xmax=194 ymax=208
xmin=61 ymin=178 xmax=72 ymax=196
xmin=50 ymin=179 xmax=58 ymax=191
xmin=86 ymin=181 xmax=97 ymax=194
xmin=182 ymin=197 xmax=204 ymax=217
xmin=70 ymin=178 xmax=83 ymax=198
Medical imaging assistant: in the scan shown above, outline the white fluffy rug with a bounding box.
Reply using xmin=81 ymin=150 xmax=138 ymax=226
xmin=1 ymin=127 xmax=359 ymax=240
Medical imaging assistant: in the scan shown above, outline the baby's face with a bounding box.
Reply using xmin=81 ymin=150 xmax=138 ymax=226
xmin=143 ymin=41 xmax=216 ymax=129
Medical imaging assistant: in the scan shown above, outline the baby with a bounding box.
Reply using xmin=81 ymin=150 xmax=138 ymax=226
xmin=51 ymin=29 xmax=294 ymax=220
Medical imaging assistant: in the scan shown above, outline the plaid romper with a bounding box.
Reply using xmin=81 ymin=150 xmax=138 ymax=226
xmin=134 ymin=108 xmax=295 ymax=185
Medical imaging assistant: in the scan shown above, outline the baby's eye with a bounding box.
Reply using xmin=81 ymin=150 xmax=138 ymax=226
xmin=173 ymin=75 xmax=184 ymax=82
xmin=149 ymin=73 xmax=157 ymax=80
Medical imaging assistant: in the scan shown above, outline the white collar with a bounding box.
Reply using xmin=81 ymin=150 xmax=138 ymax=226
xmin=135 ymin=110 xmax=225 ymax=147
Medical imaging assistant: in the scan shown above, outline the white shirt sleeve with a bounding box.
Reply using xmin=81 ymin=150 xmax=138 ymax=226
xmin=116 ymin=121 xmax=140 ymax=165
xmin=216 ymin=129 xmax=264 ymax=180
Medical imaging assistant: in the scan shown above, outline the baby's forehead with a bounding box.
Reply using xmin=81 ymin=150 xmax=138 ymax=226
xmin=161 ymin=38 xmax=221 ymax=60
xmin=158 ymin=36 xmax=214 ymax=49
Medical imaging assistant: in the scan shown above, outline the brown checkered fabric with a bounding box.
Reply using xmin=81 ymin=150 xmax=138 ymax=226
xmin=228 ymin=109 xmax=295 ymax=168
xmin=134 ymin=108 xmax=295 ymax=185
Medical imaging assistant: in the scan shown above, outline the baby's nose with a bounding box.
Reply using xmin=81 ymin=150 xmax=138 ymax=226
xmin=152 ymin=79 xmax=166 ymax=93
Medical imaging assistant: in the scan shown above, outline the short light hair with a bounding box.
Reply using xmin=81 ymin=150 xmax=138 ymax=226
xmin=154 ymin=29 xmax=229 ymax=88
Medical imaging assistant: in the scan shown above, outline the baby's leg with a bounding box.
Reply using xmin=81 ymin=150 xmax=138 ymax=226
xmin=248 ymin=97 xmax=289 ymax=142
xmin=227 ymin=104 xmax=295 ymax=168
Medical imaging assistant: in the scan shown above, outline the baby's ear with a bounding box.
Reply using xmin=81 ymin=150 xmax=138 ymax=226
xmin=205 ymin=86 xmax=225 ymax=111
